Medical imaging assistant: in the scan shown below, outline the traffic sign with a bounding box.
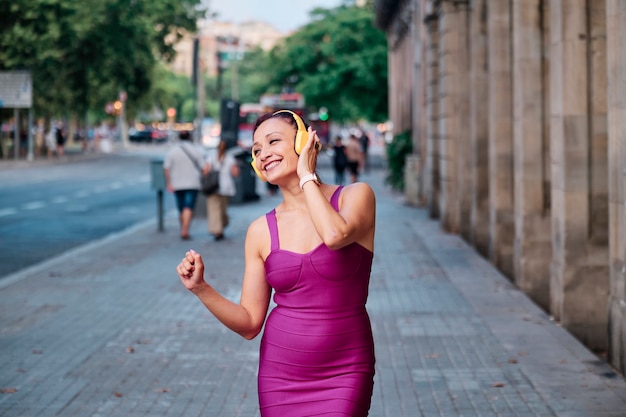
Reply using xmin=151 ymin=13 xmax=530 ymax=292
xmin=0 ymin=71 xmax=32 ymax=108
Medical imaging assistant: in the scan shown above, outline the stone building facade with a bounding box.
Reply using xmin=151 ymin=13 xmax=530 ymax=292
xmin=374 ymin=0 xmax=626 ymax=375
xmin=170 ymin=20 xmax=284 ymax=79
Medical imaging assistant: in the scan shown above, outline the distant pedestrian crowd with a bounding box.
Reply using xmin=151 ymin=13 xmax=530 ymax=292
xmin=331 ymin=129 xmax=370 ymax=185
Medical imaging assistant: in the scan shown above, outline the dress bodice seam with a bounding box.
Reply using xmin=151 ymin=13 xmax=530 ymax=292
xmin=266 ymin=185 xmax=344 ymax=254
xmin=265 ymin=242 xmax=373 ymax=263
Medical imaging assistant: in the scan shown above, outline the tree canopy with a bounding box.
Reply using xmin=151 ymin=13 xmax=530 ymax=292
xmin=0 ymin=0 xmax=205 ymax=119
xmin=0 ymin=0 xmax=388 ymax=127
xmin=264 ymin=3 xmax=388 ymax=123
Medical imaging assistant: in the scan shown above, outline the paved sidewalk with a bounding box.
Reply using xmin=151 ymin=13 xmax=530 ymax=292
xmin=1 ymin=165 xmax=625 ymax=417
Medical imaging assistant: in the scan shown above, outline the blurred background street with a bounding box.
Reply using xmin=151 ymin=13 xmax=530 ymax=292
xmin=3 ymin=0 xmax=626 ymax=414
xmin=0 ymin=142 xmax=385 ymax=280
xmin=1 ymin=152 xmax=625 ymax=417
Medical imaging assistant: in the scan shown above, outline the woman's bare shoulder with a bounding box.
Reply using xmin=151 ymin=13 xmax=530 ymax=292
xmin=339 ymin=182 xmax=376 ymax=203
xmin=342 ymin=181 xmax=374 ymax=192
xmin=245 ymin=213 xmax=274 ymax=259
xmin=247 ymin=214 xmax=269 ymax=237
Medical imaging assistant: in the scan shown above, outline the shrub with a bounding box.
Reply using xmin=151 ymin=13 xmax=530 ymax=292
xmin=385 ymin=130 xmax=412 ymax=191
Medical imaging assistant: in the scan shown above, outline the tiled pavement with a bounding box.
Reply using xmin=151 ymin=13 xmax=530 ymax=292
xmin=1 ymin=161 xmax=625 ymax=417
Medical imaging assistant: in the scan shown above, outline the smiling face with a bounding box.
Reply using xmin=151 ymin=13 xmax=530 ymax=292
xmin=252 ymin=117 xmax=299 ymax=183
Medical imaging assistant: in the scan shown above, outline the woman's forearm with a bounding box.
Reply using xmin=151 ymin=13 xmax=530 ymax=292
xmin=190 ymin=283 xmax=263 ymax=340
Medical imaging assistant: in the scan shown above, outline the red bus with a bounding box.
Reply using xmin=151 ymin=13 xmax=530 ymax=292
xmin=237 ymin=93 xmax=330 ymax=147
xmin=238 ymin=103 xmax=270 ymax=149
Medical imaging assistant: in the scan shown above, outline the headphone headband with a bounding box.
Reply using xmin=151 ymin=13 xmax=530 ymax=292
xmin=272 ymin=110 xmax=306 ymax=131
xmin=250 ymin=109 xmax=309 ymax=182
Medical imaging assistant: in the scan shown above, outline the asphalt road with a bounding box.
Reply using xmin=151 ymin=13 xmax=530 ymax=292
xmin=0 ymin=152 xmax=172 ymax=279
xmin=0 ymin=141 xmax=386 ymax=280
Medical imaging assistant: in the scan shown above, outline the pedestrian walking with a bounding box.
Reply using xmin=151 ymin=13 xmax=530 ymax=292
xmin=45 ymin=126 xmax=57 ymax=159
xmin=205 ymin=139 xmax=239 ymax=241
xmin=163 ymin=130 xmax=208 ymax=240
xmin=54 ymin=121 xmax=66 ymax=158
xmin=358 ymin=129 xmax=371 ymax=173
xmin=345 ymin=133 xmax=364 ymax=183
xmin=332 ymin=135 xmax=348 ymax=185
xmin=176 ymin=110 xmax=377 ymax=417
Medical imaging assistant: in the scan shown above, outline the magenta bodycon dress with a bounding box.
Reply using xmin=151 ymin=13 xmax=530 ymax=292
xmin=258 ymin=186 xmax=376 ymax=417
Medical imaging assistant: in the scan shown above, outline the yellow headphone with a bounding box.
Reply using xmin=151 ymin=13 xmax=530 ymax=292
xmin=250 ymin=110 xmax=309 ymax=182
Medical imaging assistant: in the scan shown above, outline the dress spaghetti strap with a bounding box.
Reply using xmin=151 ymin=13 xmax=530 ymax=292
xmin=330 ymin=185 xmax=343 ymax=211
xmin=266 ymin=186 xmax=343 ymax=252
xmin=265 ymin=209 xmax=279 ymax=251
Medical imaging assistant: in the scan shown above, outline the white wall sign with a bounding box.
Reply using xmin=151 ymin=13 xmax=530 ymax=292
xmin=0 ymin=71 xmax=33 ymax=108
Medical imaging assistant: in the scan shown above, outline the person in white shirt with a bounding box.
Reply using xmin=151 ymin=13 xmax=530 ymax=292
xmin=163 ymin=130 xmax=208 ymax=240
xmin=205 ymin=140 xmax=240 ymax=241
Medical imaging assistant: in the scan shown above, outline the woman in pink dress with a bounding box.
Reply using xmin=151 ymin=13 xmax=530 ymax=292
xmin=176 ymin=110 xmax=376 ymax=416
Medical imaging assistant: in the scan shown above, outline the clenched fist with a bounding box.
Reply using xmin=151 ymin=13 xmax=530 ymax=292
xmin=177 ymin=249 xmax=207 ymax=293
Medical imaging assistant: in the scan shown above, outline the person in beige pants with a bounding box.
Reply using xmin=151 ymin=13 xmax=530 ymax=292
xmin=344 ymin=134 xmax=364 ymax=184
xmin=206 ymin=140 xmax=239 ymax=241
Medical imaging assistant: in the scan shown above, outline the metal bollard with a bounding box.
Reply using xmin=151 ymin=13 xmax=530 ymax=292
xmin=150 ymin=159 xmax=166 ymax=232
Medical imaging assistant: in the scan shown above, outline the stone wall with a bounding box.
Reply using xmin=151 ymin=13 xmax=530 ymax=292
xmin=468 ymin=0 xmax=489 ymax=257
xmin=424 ymin=5 xmax=440 ymax=219
xmin=549 ymin=0 xmax=609 ymax=350
xmin=378 ymin=0 xmax=626 ymax=374
xmin=487 ymin=0 xmax=514 ymax=278
xmin=511 ymin=0 xmax=551 ymax=311
xmin=438 ymin=0 xmax=470 ymax=234
xmin=607 ymin=0 xmax=626 ymax=374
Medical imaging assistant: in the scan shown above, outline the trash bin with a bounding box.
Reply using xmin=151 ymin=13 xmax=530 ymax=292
xmin=231 ymin=150 xmax=259 ymax=205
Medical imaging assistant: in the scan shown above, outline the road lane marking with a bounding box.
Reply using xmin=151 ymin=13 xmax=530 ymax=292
xmin=22 ymin=201 xmax=46 ymax=210
xmin=0 ymin=208 xmax=18 ymax=217
xmin=65 ymin=205 xmax=89 ymax=213
xmin=119 ymin=207 xmax=140 ymax=214
xmin=3 ymin=182 xmax=148 ymax=217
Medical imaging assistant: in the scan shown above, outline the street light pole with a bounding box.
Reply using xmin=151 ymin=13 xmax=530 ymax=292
xmin=192 ymin=36 xmax=205 ymax=144
xmin=13 ymin=108 xmax=19 ymax=160
xmin=230 ymin=33 xmax=242 ymax=101
xmin=197 ymin=41 xmax=205 ymax=144
xmin=117 ymin=91 xmax=128 ymax=149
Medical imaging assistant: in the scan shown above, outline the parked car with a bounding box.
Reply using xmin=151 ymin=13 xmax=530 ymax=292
xmin=129 ymin=127 xmax=168 ymax=143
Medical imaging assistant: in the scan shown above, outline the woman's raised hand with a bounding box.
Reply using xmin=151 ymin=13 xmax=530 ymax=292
xmin=297 ymin=127 xmax=322 ymax=178
xmin=177 ymin=249 xmax=207 ymax=293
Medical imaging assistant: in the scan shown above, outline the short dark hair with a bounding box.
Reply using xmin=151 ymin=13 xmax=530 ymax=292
xmin=253 ymin=111 xmax=309 ymax=136
xmin=179 ymin=130 xmax=191 ymax=140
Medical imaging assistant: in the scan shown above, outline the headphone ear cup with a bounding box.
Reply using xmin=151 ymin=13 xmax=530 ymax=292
xmin=273 ymin=109 xmax=308 ymax=155
xmin=294 ymin=129 xmax=308 ymax=155
xmin=250 ymin=155 xmax=266 ymax=182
